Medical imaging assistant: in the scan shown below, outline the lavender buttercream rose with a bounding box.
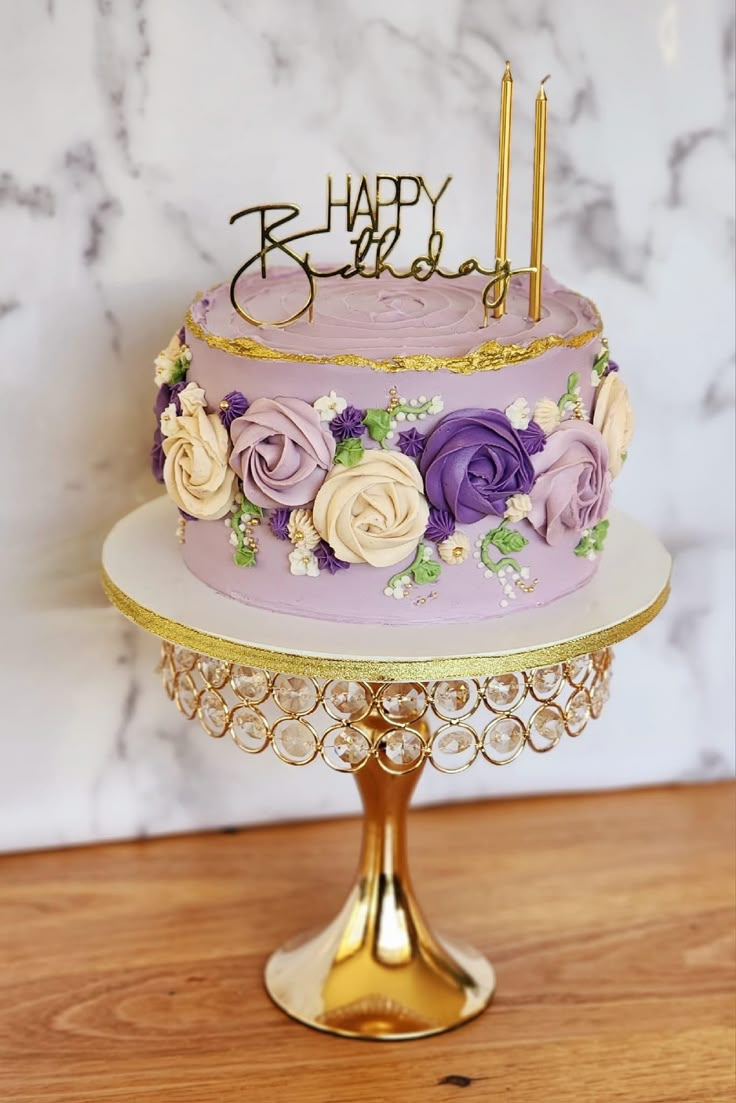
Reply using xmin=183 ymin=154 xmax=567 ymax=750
xmin=528 ymin=421 xmax=612 ymax=545
xmin=229 ymin=396 xmax=335 ymax=509
xmin=420 ymin=408 xmax=535 ymax=523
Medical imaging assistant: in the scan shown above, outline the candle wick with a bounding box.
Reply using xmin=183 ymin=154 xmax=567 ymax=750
xmin=540 ymin=74 xmax=551 ymax=87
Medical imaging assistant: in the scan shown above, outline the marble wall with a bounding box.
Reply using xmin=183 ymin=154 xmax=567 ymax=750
xmin=0 ymin=0 xmax=733 ymax=851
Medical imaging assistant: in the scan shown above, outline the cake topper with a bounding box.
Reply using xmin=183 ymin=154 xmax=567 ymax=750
xmin=229 ymin=63 xmax=549 ymax=330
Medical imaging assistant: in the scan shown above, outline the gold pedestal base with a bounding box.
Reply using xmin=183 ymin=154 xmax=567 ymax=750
xmin=264 ymin=741 xmax=494 ymax=1040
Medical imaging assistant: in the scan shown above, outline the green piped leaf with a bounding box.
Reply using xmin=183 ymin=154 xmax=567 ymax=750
xmin=335 ymin=437 xmax=365 ymax=467
xmin=413 ymin=558 xmax=442 ymax=585
xmin=362 ymin=408 xmax=392 ymax=445
xmin=238 ymin=496 xmax=263 ymax=518
xmin=169 ymin=358 xmax=189 ymax=386
xmin=591 ymin=519 xmax=610 ymax=550
xmin=574 ymin=519 xmax=610 ymax=558
xmin=385 ymin=541 xmax=442 ymax=595
xmin=592 ymin=348 xmax=609 ymax=380
xmin=488 ymin=521 xmax=528 ymax=555
xmin=234 ymin=546 xmax=257 ymax=567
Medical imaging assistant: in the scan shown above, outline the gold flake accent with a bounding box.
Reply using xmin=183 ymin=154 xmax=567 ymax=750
xmin=185 ymin=301 xmax=602 ymax=375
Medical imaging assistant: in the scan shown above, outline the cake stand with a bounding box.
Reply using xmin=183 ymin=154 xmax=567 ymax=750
xmin=102 ymin=497 xmax=670 ymax=1041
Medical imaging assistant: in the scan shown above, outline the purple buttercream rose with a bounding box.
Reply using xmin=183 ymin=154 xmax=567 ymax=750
xmin=152 ymin=381 xmax=186 ymax=482
xmin=528 ymin=421 xmax=612 ymax=545
xmin=154 ymin=380 xmax=185 ymax=420
xmin=397 ymin=427 xmax=426 ymax=460
xmin=605 ymin=359 xmax=620 ymax=375
xmin=229 ymin=396 xmax=335 ymax=509
xmin=269 ymin=507 xmax=291 ymax=540
xmin=330 ymin=405 xmax=366 ymax=441
xmin=425 ymin=508 xmax=455 ymax=543
xmin=151 ymin=428 xmax=165 ymax=483
xmin=314 ymin=540 xmax=350 ymax=575
xmin=519 ymin=419 xmax=546 ymax=456
xmin=420 ymin=408 xmax=535 ymax=524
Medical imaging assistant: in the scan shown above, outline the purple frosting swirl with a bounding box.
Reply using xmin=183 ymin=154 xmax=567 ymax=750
xmin=229 ymin=396 xmax=335 ymax=509
xmin=425 ymin=508 xmax=455 ymax=543
xmin=397 ymin=427 xmax=427 ymax=460
xmin=314 ymin=540 xmax=351 ymax=574
xmin=219 ymin=390 xmax=249 ymax=429
xmin=420 ymin=408 xmax=535 ymax=523
xmin=519 ymin=419 xmax=546 ymax=456
xmin=269 ymin=507 xmax=291 ymax=540
xmin=330 ymin=405 xmax=366 ymax=441
xmin=528 ymin=421 xmax=611 ymax=545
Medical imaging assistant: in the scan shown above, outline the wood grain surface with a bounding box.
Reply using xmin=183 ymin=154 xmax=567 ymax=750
xmin=0 ymin=783 xmax=733 ymax=1103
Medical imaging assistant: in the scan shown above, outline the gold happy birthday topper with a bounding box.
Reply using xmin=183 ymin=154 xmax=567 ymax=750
xmin=229 ymin=65 xmax=549 ymax=329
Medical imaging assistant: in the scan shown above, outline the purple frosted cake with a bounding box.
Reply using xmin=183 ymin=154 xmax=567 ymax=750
xmin=150 ymin=267 xmax=633 ymax=625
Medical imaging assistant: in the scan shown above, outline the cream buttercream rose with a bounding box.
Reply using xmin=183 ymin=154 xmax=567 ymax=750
xmin=312 ymin=451 xmax=429 ymax=567
xmin=593 ymin=373 xmax=634 ymax=478
xmin=162 ymin=387 xmax=237 ymax=519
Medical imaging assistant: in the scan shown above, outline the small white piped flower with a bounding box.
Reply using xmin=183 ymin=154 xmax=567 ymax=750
xmin=313 ymin=390 xmax=347 ymax=422
xmin=591 ymin=368 xmax=602 ymax=388
xmin=154 ymin=334 xmax=182 ymax=386
xmin=154 ymin=333 xmax=190 ymax=387
xmin=504 ymin=493 xmax=532 ymax=523
xmin=438 ymin=530 xmax=471 ymax=565
xmin=287 ymin=508 xmax=320 ymax=550
xmin=505 ymin=397 xmax=531 ymax=430
xmin=533 ymin=397 xmax=562 ymax=434
xmin=160 ymin=403 xmax=179 ymax=438
xmin=428 ymin=396 xmax=444 ymax=414
xmin=178 ymin=382 xmax=207 ymax=415
xmin=288 ymin=547 xmax=320 ymax=577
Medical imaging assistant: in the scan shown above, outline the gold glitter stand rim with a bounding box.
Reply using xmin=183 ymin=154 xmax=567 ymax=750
xmin=101 ymin=567 xmax=669 ymax=682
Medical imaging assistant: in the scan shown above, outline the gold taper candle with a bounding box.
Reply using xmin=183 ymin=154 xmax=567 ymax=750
xmin=528 ymin=77 xmax=549 ymax=322
xmin=493 ymin=60 xmax=513 ymax=319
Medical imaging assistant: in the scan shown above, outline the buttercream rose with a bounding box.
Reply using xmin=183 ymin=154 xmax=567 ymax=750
xmin=312 ymin=451 xmax=429 ymax=567
xmin=420 ymin=408 xmax=535 ymax=523
xmin=593 ymin=374 xmax=634 ymax=478
xmin=528 ymin=421 xmax=611 ymax=545
xmin=229 ymin=397 xmax=335 ymax=509
xmin=162 ymin=405 xmax=237 ymax=520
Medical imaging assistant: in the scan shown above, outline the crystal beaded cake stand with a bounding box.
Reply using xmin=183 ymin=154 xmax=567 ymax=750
xmin=102 ymin=497 xmax=670 ymax=1042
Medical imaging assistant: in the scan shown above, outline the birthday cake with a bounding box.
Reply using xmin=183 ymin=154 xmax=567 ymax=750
xmin=150 ymin=266 xmax=632 ymax=625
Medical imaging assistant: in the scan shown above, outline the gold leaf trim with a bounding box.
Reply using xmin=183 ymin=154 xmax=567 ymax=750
xmin=101 ymin=567 xmax=669 ymax=682
xmin=185 ymin=303 xmax=603 ymax=375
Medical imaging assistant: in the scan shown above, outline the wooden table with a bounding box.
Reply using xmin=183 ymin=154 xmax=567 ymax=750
xmin=1 ymin=783 xmax=733 ymax=1103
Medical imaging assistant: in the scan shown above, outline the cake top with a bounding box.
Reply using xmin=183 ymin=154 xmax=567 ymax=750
xmin=187 ymin=269 xmax=602 ymax=368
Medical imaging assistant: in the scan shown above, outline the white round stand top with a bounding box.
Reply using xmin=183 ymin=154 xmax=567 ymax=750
xmin=102 ymin=497 xmax=671 ymax=679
